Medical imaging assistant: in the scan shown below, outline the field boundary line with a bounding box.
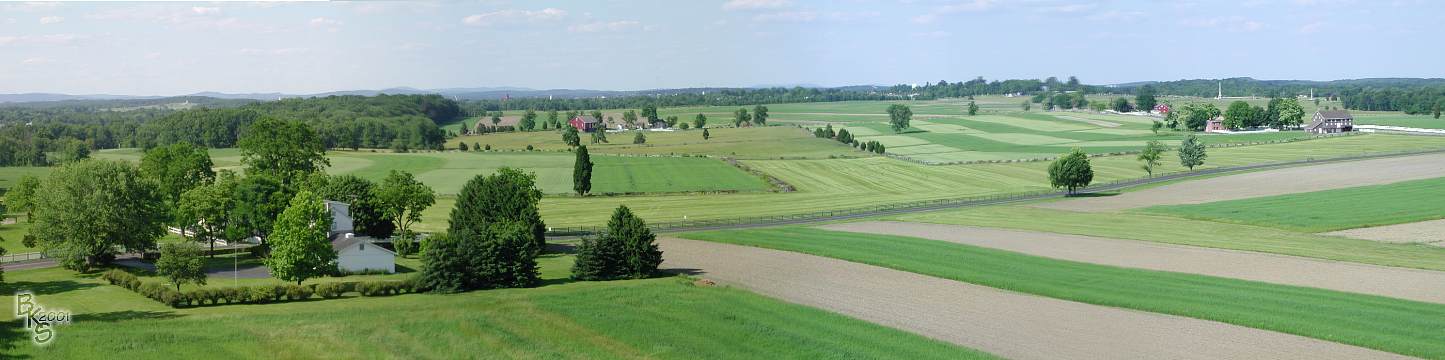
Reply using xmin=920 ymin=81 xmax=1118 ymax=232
xmin=547 ymin=146 xmax=1445 ymax=238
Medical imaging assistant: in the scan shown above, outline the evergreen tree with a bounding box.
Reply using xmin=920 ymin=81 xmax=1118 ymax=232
xmin=632 ymin=131 xmax=646 ymax=144
xmin=458 ymin=142 xmax=469 ymax=151
xmin=573 ymin=145 xmax=592 ymax=196
xmin=448 ymin=168 xmax=546 ymax=251
xmin=572 ymin=205 xmax=662 ymax=280
xmin=702 ymin=128 xmax=710 ymax=140
xmin=562 ymin=125 xmax=581 ymax=147
xmin=967 ymin=101 xmax=979 ymax=116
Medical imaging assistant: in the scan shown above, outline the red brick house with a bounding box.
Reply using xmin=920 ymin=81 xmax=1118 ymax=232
xmin=569 ymin=115 xmax=602 ymax=132
xmin=1205 ymin=116 xmax=1227 ymax=132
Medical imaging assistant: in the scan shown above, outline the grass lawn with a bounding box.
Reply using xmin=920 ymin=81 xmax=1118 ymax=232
xmin=678 ymin=227 xmax=1445 ymax=359
xmin=895 ymin=206 xmax=1445 ymax=271
xmin=1146 ymin=176 xmax=1445 ymax=232
xmin=0 ymin=255 xmax=989 ymax=359
xmin=1355 ymin=112 xmax=1445 ymax=129
xmin=0 ymin=220 xmax=37 ymax=253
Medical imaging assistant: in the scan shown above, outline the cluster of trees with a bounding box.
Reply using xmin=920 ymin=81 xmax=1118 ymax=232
xmin=895 ymin=76 xmax=1101 ymax=99
xmin=420 ymin=168 xmax=547 ymax=292
xmin=1050 ymin=135 xmax=1210 ymax=194
xmin=1034 ymin=91 xmax=1089 ymax=110
xmin=459 ymin=87 xmax=908 ymax=114
xmin=810 ymin=124 xmax=885 ymax=154
xmin=730 ymin=105 xmax=770 ymax=127
xmin=1111 ymin=77 xmax=1445 ymax=115
xmin=1219 ymin=99 xmax=1307 ymax=130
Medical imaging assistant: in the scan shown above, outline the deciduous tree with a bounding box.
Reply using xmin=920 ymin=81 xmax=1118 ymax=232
xmin=448 ymin=168 xmax=546 ymax=251
xmin=140 ymin=142 xmax=216 ymax=209
xmin=633 ymin=131 xmax=646 ymax=144
xmin=752 ymin=105 xmax=769 ymax=125
xmin=32 ymin=160 xmax=167 ymax=270
xmin=693 ymin=113 xmax=707 ymax=128
xmin=967 ymin=101 xmax=979 ymax=116
xmin=562 ymin=125 xmax=581 ymax=147
xmin=1138 ymin=140 xmax=1165 ymax=177
xmin=177 ymin=171 xmax=238 ymax=257
xmin=1048 ymin=148 xmax=1093 ymax=195
xmin=378 ymin=170 xmax=435 ymax=251
xmin=887 ymin=104 xmax=912 ymax=133
xmin=238 ymin=117 xmax=328 ymax=187
xmin=1178 ymin=134 xmax=1207 ymax=171
xmin=156 ymin=241 xmax=207 ymax=291
xmin=1135 ymin=84 xmax=1158 ymax=111
xmin=264 ymin=190 xmax=337 ymax=285
xmin=733 ymin=108 xmax=750 ymax=127
xmin=571 ymin=205 xmax=662 ymax=280
xmin=3 ymin=175 xmax=40 ymax=221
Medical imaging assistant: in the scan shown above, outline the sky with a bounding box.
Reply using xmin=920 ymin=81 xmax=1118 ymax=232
xmin=0 ymin=0 xmax=1440 ymax=95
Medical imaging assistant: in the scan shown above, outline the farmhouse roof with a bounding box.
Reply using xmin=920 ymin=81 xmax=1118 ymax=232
xmin=1317 ymin=110 xmax=1353 ymax=120
xmin=330 ymin=233 xmax=395 ymax=255
xmin=572 ymin=115 xmax=600 ymax=124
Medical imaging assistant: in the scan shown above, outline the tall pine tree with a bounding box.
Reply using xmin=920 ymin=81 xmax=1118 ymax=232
xmin=573 ymin=146 xmax=593 ymax=196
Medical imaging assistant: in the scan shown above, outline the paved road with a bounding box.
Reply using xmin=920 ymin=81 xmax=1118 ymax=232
xmin=659 ymin=237 xmax=1409 ymax=360
xmin=824 ymin=221 xmax=1445 ymax=304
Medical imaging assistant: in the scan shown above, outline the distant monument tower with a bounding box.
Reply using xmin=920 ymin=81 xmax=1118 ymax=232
xmin=1216 ymin=81 xmax=1223 ymax=99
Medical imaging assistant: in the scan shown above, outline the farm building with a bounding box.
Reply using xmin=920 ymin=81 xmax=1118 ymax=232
xmin=325 ymin=201 xmax=396 ymax=273
xmin=1304 ymin=110 xmax=1354 ymax=134
xmin=569 ymin=115 xmax=603 ymax=132
xmin=1205 ymin=116 xmax=1228 ymax=133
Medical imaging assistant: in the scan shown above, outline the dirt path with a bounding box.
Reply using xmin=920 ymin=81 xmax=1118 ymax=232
xmin=822 ymin=221 xmax=1445 ymax=304
xmin=1038 ymin=152 xmax=1445 ymax=212
xmin=1328 ymin=219 xmax=1445 ymax=246
xmin=659 ymin=237 xmax=1407 ymax=360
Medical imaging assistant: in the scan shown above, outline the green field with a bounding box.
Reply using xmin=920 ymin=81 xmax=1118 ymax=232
xmin=0 ymin=255 xmax=987 ymax=359
xmin=448 ymin=126 xmax=865 ymax=160
xmin=1355 ymin=112 xmax=1445 ymax=129
xmin=90 ymin=148 xmax=768 ymax=196
xmin=1147 ymin=176 xmax=1445 ymax=232
xmin=1 ymin=221 xmax=37 ymax=253
xmin=895 ymin=206 xmax=1445 ymax=271
xmin=678 ymin=227 xmax=1445 ymax=358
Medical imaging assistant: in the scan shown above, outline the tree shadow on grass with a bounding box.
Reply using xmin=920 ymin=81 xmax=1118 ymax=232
xmin=661 ymin=268 xmax=706 ymax=276
xmin=545 ymin=243 xmax=577 ymax=254
xmin=73 ymin=310 xmax=180 ymax=323
xmin=0 ymin=319 xmax=31 ymax=359
xmin=1067 ymin=192 xmax=1120 ymax=198
xmin=0 ymin=281 xmax=98 ymax=296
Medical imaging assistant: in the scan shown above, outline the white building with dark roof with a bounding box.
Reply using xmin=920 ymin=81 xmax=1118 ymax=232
xmin=325 ymin=201 xmax=395 ymax=273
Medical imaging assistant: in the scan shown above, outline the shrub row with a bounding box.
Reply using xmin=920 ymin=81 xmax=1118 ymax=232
xmin=100 ymin=269 xmax=420 ymax=308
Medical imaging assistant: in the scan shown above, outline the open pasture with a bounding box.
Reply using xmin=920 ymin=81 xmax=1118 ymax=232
xmin=1354 ymin=112 xmax=1445 ymax=129
xmin=678 ymin=227 xmax=1445 ymax=359
xmin=1 ymin=256 xmax=983 ymax=359
xmin=1147 ymin=176 xmax=1445 ymax=232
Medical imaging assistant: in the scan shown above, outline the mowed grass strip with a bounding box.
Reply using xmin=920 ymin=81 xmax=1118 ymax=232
xmin=898 ymin=206 xmax=1445 ymax=271
xmin=679 ymin=227 xmax=1445 ymax=358
xmin=1 ymin=259 xmax=990 ymax=359
xmin=1146 ymin=176 xmax=1445 ymax=232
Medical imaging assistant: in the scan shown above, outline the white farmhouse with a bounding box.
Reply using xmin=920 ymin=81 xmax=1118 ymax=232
xmin=325 ymin=201 xmax=395 ymax=273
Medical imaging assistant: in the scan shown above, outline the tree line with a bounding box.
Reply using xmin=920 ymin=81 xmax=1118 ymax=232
xmin=1111 ymin=77 xmax=1445 ymax=115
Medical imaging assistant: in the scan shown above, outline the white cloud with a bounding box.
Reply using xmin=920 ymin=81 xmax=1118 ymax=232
xmin=461 ymin=8 xmax=567 ymax=26
xmin=753 ymin=11 xmax=816 ymax=22
xmin=309 ymin=17 xmax=343 ymax=32
xmin=568 ymin=20 xmax=642 ymax=33
xmin=21 ymin=57 xmax=52 ymax=65
xmin=914 ymin=0 xmax=995 ymax=24
xmin=1183 ymin=16 xmax=1263 ymax=32
xmin=722 ymin=0 xmax=791 ymax=11
xmin=1087 ymin=10 xmax=1144 ymax=22
xmin=0 ymin=34 xmax=88 ymax=46
xmin=1037 ymin=3 xmax=1096 ymax=13
xmin=191 ymin=7 xmax=221 ymax=15
xmin=39 ymin=16 xmax=63 ymax=24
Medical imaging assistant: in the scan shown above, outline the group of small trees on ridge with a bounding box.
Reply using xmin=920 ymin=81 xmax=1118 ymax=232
xmin=1050 ymin=135 xmax=1209 ymax=194
xmin=812 ymin=124 xmax=885 ymax=154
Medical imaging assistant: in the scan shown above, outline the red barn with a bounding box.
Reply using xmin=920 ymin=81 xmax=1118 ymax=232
xmin=569 ymin=115 xmax=602 ymax=132
xmin=1153 ymin=104 xmax=1170 ymax=114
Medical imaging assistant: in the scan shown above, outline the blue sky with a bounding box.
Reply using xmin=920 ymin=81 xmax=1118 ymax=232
xmin=0 ymin=0 xmax=1439 ymax=95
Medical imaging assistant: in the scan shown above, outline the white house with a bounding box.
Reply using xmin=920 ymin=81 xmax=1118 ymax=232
xmin=325 ymin=201 xmax=395 ymax=273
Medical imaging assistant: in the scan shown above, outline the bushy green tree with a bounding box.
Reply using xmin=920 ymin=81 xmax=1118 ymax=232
xmin=752 ymin=105 xmax=769 ymax=125
xmin=378 ymin=170 xmax=435 ymax=253
xmin=177 ymin=171 xmax=238 ymax=257
xmin=1111 ymin=98 xmax=1133 ymax=112
xmin=590 ymin=129 xmax=608 ymax=144
xmin=1048 ymin=148 xmax=1093 ymax=194
xmin=641 ymin=105 xmax=659 ymax=123
xmin=733 ymin=108 xmax=750 ymax=127
xmin=32 ymin=160 xmax=167 ymax=270
xmin=264 ymin=190 xmax=336 ymax=285
xmin=1223 ymin=101 xmax=1252 ymax=129
xmin=1178 ymin=134 xmax=1208 ymax=171
xmin=702 ymin=128 xmax=710 ymax=140
xmin=140 ymin=142 xmax=216 ymax=210
xmin=1180 ymin=103 xmax=1221 ymax=131
xmin=312 ymin=175 xmax=393 ymax=238
xmin=228 ymin=173 xmax=291 ymax=243
xmin=572 ymin=205 xmax=662 ymax=280
xmin=3 ymin=175 xmax=40 ymax=221
xmin=967 ymin=101 xmax=979 ymax=116
xmin=458 ymin=142 xmax=469 ymax=151
xmin=693 ymin=113 xmax=707 ymax=128
xmin=1150 ymin=120 xmax=1163 ymax=135
xmin=1138 ymin=140 xmax=1165 ymax=177
xmin=156 ymin=241 xmax=207 ymax=291
xmin=238 ymin=117 xmax=329 ymax=187
xmin=633 ymin=131 xmax=646 ymax=144
xmin=573 ymin=145 xmax=592 ymax=196
xmin=1021 ymin=100 xmax=1031 ymax=111
xmin=562 ymin=125 xmax=581 ymax=147
xmin=1135 ymin=84 xmax=1158 ymax=111
xmin=448 ymin=168 xmax=546 ymax=251
xmin=887 ymin=104 xmax=912 ymax=133
xmin=1274 ymin=98 xmax=1306 ymax=129
xmin=520 ymin=109 xmax=538 ymax=131
xmin=623 ymin=110 xmax=638 ymax=127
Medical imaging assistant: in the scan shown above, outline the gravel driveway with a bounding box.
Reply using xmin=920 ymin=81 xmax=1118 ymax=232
xmin=1038 ymin=152 xmax=1445 ymax=212
xmin=822 ymin=221 xmax=1445 ymax=304
xmin=659 ymin=237 xmax=1407 ymax=360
